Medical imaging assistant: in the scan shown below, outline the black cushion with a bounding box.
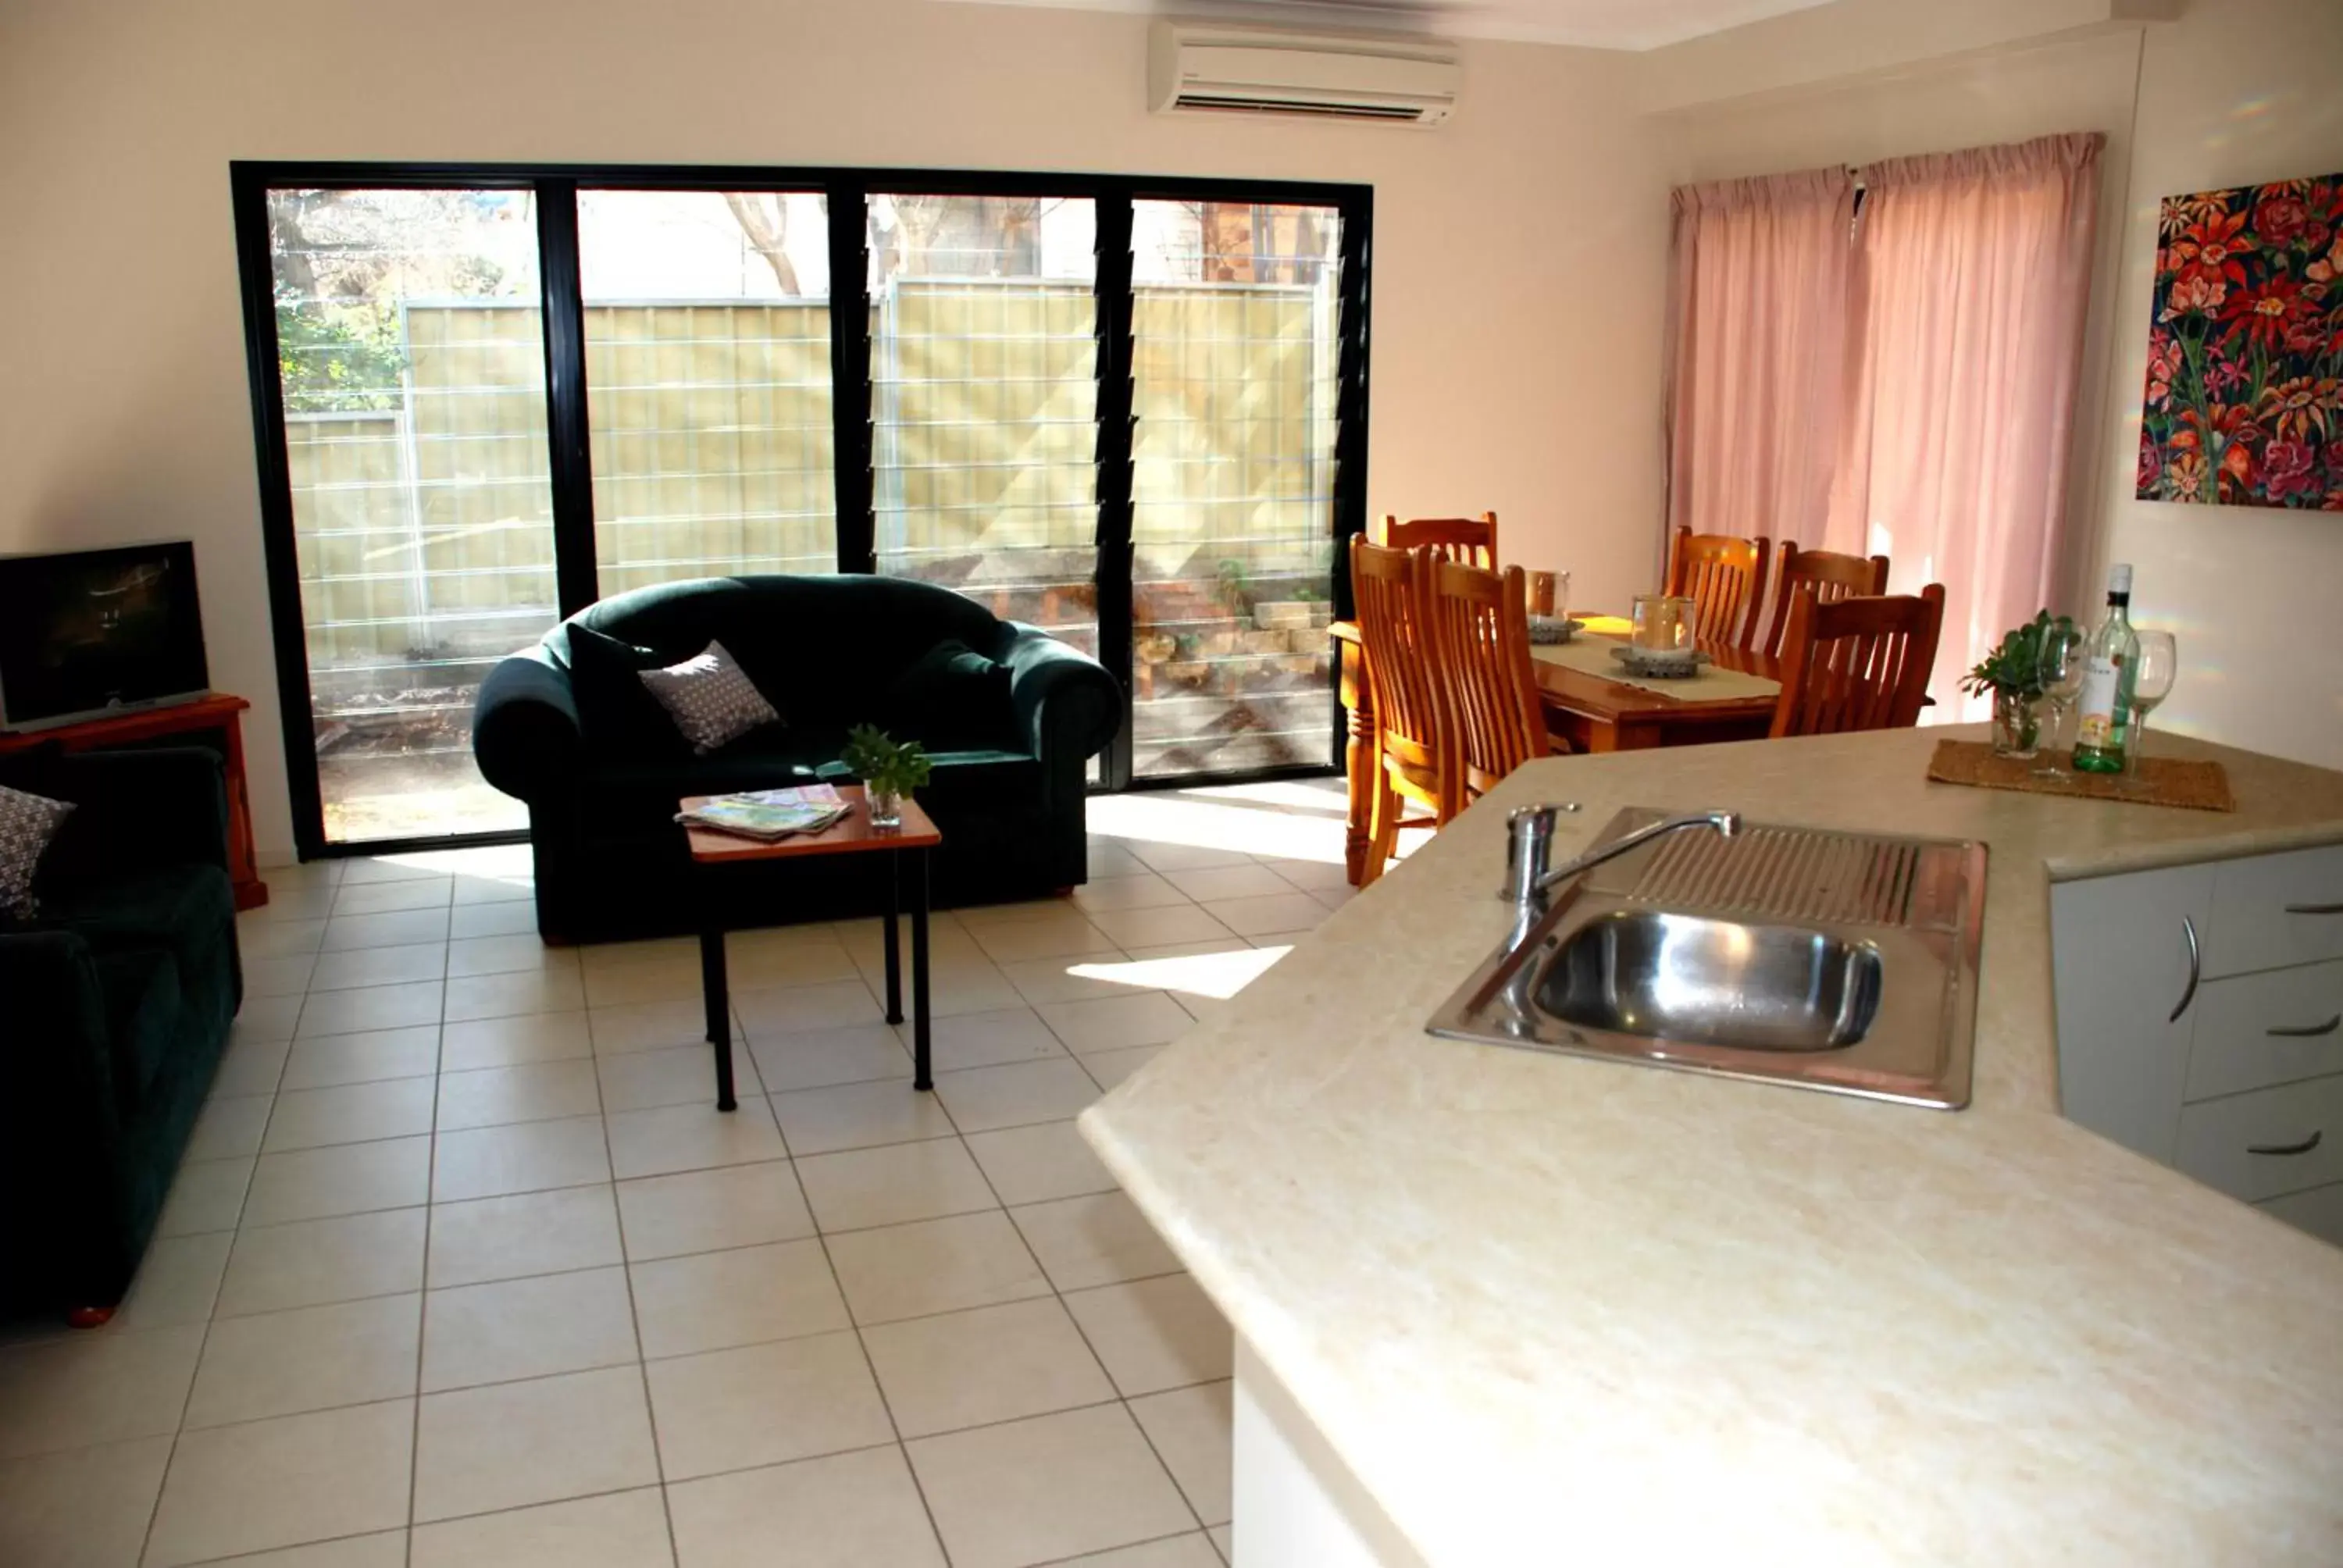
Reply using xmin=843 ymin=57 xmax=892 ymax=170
xmin=91 ymin=945 xmax=182 ymax=1112
xmin=885 ymin=640 xmax=1015 ymax=752
xmin=564 ymin=626 xmax=692 ymax=759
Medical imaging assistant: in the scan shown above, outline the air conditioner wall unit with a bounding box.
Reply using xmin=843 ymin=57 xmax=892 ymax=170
xmin=1148 ymin=20 xmax=1463 ymax=128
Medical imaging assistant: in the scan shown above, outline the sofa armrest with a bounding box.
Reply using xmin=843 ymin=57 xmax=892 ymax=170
xmin=45 ymin=748 xmax=228 ymax=877
xmin=0 ymin=928 xmax=116 ymax=1107
xmin=473 ymin=649 xmax=583 ymax=801
xmin=993 ymin=624 xmax=1122 ymax=761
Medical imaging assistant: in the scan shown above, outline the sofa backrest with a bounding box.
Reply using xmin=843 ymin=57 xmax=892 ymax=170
xmin=558 ymin=575 xmax=1008 ymax=731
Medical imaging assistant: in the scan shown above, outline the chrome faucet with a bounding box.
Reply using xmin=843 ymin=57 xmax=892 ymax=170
xmin=1502 ymin=806 xmax=1741 ymax=910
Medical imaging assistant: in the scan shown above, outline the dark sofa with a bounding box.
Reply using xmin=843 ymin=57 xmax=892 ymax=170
xmin=473 ymin=575 xmax=1123 ymax=943
xmin=0 ymin=747 xmax=241 ymax=1319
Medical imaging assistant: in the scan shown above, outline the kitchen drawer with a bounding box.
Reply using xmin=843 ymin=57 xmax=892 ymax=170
xmin=2174 ymin=1073 xmax=2343 ymax=1203
xmin=2259 ymin=1181 xmax=2343 ymax=1248
xmin=2183 ymin=959 xmax=2343 ymax=1102
xmin=2201 ymin=843 xmax=2343 ymax=978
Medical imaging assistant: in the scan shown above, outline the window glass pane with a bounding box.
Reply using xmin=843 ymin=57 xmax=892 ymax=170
xmin=269 ymin=187 xmax=555 ymax=844
xmin=869 ymin=194 xmax=1099 ymax=654
xmin=578 ymin=191 xmax=836 ymax=593
xmin=1129 ymin=201 xmax=1344 ymax=779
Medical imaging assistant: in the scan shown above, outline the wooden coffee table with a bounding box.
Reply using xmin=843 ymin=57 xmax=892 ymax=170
xmin=683 ymin=786 xmax=942 ymax=1109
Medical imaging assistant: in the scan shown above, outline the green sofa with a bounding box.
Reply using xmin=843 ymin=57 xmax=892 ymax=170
xmin=0 ymin=747 xmax=242 ymax=1320
xmin=473 ymin=575 xmax=1123 ymax=943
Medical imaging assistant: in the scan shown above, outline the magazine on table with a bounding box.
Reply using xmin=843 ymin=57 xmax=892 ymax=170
xmin=675 ymin=784 xmax=851 ymax=842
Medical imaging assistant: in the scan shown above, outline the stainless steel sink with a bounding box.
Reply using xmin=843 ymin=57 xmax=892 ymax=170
xmin=1428 ymin=809 xmax=1985 ymax=1108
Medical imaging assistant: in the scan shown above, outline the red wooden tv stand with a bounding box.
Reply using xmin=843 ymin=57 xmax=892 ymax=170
xmin=0 ymin=693 xmax=270 ymax=911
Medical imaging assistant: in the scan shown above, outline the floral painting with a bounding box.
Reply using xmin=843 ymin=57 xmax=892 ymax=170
xmin=2137 ymin=173 xmax=2343 ymax=509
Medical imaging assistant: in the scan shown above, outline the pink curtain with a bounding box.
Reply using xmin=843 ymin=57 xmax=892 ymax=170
xmin=1830 ymin=133 xmax=2105 ymax=721
xmin=1665 ymin=168 xmax=1856 ymax=549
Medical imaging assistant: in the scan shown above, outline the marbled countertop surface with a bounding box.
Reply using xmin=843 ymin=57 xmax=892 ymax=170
xmin=1082 ymin=724 xmax=2343 ymax=1566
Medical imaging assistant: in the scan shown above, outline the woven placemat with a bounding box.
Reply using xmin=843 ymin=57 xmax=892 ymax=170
xmin=1927 ymin=739 xmax=2236 ymax=812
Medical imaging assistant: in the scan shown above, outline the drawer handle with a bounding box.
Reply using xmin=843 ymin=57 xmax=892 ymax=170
xmin=2284 ymin=902 xmax=2343 ymax=914
xmin=2170 ymin=914 xmax=2200 ymax=1022
xmin=2247 ymin=1130 xmax=2323 ymax=1157
xmin=2267 ymin=1014 xmax=2342 ymax=1039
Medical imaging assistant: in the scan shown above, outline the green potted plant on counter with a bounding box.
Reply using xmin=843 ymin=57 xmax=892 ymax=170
xmin=842 ymin=725 xmax=933 ymax=830
xmin=1961 ymin=610 xmax=2067 ymax=758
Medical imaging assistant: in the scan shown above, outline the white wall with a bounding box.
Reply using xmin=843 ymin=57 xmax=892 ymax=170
xmin=1657 ymin=0 xmax=2343 ymax=768
xmin=0 ymin=0 xmax=1671 ymax=861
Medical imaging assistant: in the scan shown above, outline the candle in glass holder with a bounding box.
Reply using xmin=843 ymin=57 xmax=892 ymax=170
xmin=1632 ymin=594 xmax=1694 ymax=651
xmin=1525 ymin=571 xmax=1558 ymax=618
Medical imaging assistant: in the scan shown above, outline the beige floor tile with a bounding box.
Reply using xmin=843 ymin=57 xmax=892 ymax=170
xmin=242 ymin=1137 xmax=431 ymax=1227
xmin=212 ymin=1035 xmax=294 ymax=1096
xmin=1057 ymin=1534 xmax=1225 ymax=1566
xmin=997 ymin=956 xmax=1161 ymax=1007
xmin=237 ymin=917 xmax=327 ymax=960
xmin=795 ymin=1138 xmax=997 ymax=1233
xmin=112 ymin=1232 xmax=233 ymax=1331
xmin=441 ymin=1010 xmax=592 ymax=1071
xmin=444 ymin=968 xmax=587 ymax=1023
xmin=332 ymin=877 xmax=451 ymax=917
xmin=410 ymin=1487 xmax=673 ymax=1568
xmin=296 ymin=981 xmax=445 ymax=1040
xmin=966 ymin=915 xmax=1119 ymax=965
xmin=644 ymin=1331 xmax=894 ymax=1481
xmin=1080 ymin=905 xmax=1236 ymax=950
xmin=825 ymin=1210 xmax=1050 ymax=1326
xmin=1038 ymin=992 xmax=1196 ymax=1054
xmin=1086 ymin=839 xmax=1150 ymax=877
xmin=904 ymin=1403 xmax=1195 ymax=1568
xmin=589 ymin=999 xmax=722 ymax=1057
xmin=155 ymin=1156 xmax=254 ymax=1237
xmin=769 ymin=1080 xmax=958 ymax=1157
xmin=904 ymin=1007 xmax=1065 ymax=1071
xmin=319 ymin=909 xmax=451 ymax=952
xmin=195 ymin=1531 xmax=408 ymax=1566
xmin=629 ymin=1238 xmax=849 ymax=1359
xmin=339 ymin=857 xmax=441 ymax=886
xmin=1197 ymin=892 xmax=1328 ymax=938
xmin=615 ymin=1160 xmax=814 ymax=1263
xmin=421 ymin=1266 xmax=639 ymax=1391
xmin=412 ymin=1366 xmax=658 ymax=1523
xmin=583 ymin=953 xmax=705 ymax=1008
xmin=1125 ymin=840 xmax=1252 ymax=873
xmin=1062 ymin=1275 xmax=1232 ymax=1398
xmin=249 ymin=888 xmax=336 ymax=925
xmin=229 ymin=994 xmax=305 ymax=1045
xmin=280 ymin=1025 xmax=441 ymax=1090
xmin=444 ymin=932 xmax=573 ymax=978
xmin=600 ymin=1040 xmax=758 ymax=1111
xmin=1209 ymin=1525 xmax=1232 ymax=1563
xmin=184 ymin=1292 xmax=421 ymax=1428
xmin=187 ymin=1093 xmax=273 ymax=1161
xmin=144 ymin=1398 xmax=414 ymax=1566
xmin=0 ymin=1325 xmax=201 ymax=1459
xmin=863 ymin=1296 xmax=1114 ymax=1438
xmin=262 ymin=1077 xmax=436 ymax=1152
xmin=665 ymin=1445 xmax=945 ymax=1568
xmin=436 ymin=1060 xmax=602 ymax=1131
xmin=952 ymin=898 xmax=1079 ymax=929
xmin=306 ymin=942 xmax=447 ymax=994
xmin=216 ymin=1206 xmax=427 ymax=1317
xmin=433 ymin=1115 xmax=611 ymax=1202
xmin=732 ymin=978 xmax=885 ymax=1035
xmin=1011 ymin=1192 xmax=1183 ymax=1293
xmin=1158 ymin=864 xmax=1294 ymax=902
xmin=580 ymin=936 xmax=698 ymax=972
xmin=1069 ymin=872 xmax=1191 ymax=913
xmin=728 ymin=940 xmax=862 ymax=991
xmin=0 ymin=1434 xmax=172 ymax=1568
xmin=1129 ymin=1381 xmax=1234 ymax=1527
xmin=449 ymin=899 xmax=539 ymax=939
xmin=744 ymin=1023 xmax=910 ymax=1094
xmin=1260 ymin=856 xmax=1350 ymax=893
xmin=933 ymin=1058 xmax=1101 ymax=1134
xmin=428 ymin=1185 xmax=624 ymax=1288
xmin=898 ymin=965 xmax=1030 ymax=1022
xmin=1081 ymin=1045 xmax=1164 ymax=1092
xmin=607 ymin=1098 xmax=787 ymax=1180
xmin=449 ymin=872 xmax=537 ymax=908
xmin=962 ymin=1121 xmax=1118 ymax=1206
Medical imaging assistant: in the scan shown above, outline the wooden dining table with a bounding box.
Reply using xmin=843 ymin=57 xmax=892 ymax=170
xmin=1328 ymin=618 xmax=1783 ymax=886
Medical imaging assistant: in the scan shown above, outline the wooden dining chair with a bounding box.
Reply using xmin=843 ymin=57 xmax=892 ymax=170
xmin=1350 ymin=538 xmax=1458 ymax=885
xmin=1425 ymin=558 xmax=1565 ymax=801
xmin=1770 ymin=583 xmax=1946 ymax=738
xmin=1378 ymin=511 xmax=1498 ymax=569
xmin=1758 ymin=540 xmax=1892 ymax=657
xmin=1664 ymin=526 xmax=1771 ymax=650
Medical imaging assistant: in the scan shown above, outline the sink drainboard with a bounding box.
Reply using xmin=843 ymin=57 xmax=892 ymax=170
xmin=1617 ymin=825 xmax=1937 ymax=932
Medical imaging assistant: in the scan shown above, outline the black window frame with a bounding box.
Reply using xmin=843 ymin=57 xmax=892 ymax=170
xmin=230 ymin=161 xmax=1374 ymax=859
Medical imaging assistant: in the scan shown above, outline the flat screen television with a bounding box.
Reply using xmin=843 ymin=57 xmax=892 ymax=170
xmin=0 ymin=541 xmax=212 ymax=732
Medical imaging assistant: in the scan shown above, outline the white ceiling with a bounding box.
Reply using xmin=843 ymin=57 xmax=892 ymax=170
xmin=929 ymin=0 xmax=1838 ymax=51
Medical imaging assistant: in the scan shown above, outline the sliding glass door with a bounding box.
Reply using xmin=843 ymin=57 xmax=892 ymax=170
xmin=236 ymin=166 xmax=1371 ymax=855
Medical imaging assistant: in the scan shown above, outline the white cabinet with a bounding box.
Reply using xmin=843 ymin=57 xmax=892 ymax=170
xmin=2175 ymin=1074 xmax=2343 ymax=1202
xmin=2183 ymin=959 xmax=2343 ymax=1101
xmin=2051 ymin=863 xmax=2213 ymax=1164
xmin=2200 ymin=843 xmax=2343 ymax=978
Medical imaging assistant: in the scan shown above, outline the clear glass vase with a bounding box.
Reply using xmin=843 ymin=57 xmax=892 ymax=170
xmin=865 ymin=787 xmax=903 ymax=829
xmin=1991 ymin=691 xmax=2042 ymax=760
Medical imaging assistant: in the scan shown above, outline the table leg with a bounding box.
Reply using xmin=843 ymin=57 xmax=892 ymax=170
xmin=700 ymin=921 xmax=737 ymax=1113
xmin=883 ymin=853 xmax=904 ymax=1026
xmin=911 ymin=847 xmax=933 ymax=1092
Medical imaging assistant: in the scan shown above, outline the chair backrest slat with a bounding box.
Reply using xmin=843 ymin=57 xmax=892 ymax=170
xmin=1425 ymin=558 xmax=1556 ymax=796
xmin=1760 ymin=540 xmax=1892 ymax=657
xmin=1769 ymin=583 xmax=1945 ymax=739
xmin=1350 ymin=538 xmax=1453 ymax=790
xmin=1665 ymin=526 xmax=1770 ymax=650
xmin=1380 ymin=512 xmax=1498 ymax=571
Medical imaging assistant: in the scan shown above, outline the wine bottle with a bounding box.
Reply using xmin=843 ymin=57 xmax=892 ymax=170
xmin=2071 ymin=564 xmax=2138 ymax=774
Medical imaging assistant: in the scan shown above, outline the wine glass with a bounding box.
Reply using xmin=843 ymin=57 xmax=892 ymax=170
xmin=2034 ymin=618 xmax=2088 ymax=777
xmin=2124 ymin=630 xmax=2179 ymax=783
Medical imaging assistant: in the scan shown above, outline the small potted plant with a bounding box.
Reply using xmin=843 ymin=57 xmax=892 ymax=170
xmin=841 ymin=725 xmax=933 ymax=829
xmin=1961 ymin=610 xmax=2059 ymax=758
